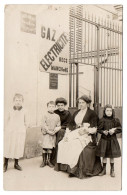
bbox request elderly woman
[51,97,72,165]
[55,95,102,179]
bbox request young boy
[40,101,61,168]
[4,93,28,172]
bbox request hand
[54,126,61,133]
[47,130,55,135]
[64,137,68,142]
[88,127,97,134]
[44,125,49,131]
[42,129,47,135]
[103,130,108,136]
[109,128,116,135]
[78,128,86,136]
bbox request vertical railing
[69,5,122,112]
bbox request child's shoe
[68,173,75,177]
[99,163,106,176]
[110,169,115,177]
[14,164,22,171]
[47,153,54,168]
[3,158,8,172]
[14,159,22,171]
[110,163,115,177]
[40,153,47,168]
[3,163,8,172]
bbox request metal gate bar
[69,5,122,113]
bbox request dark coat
[96,116,122,158]
[54,109,72,130]
[51,109,72,165]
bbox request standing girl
[96,104,122,177]
[4,93,28,172]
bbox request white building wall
[4,5,69,127]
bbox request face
[78,99,87,110]
[14,97,23,107]
[105,108,112,117]
[56,103,65,112]
[47,104,55,113]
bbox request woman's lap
[55,142,102,179]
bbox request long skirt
[54,142,102,179]
[96,137,121,158]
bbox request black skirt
[54,142,102,179]
[96,136,121,158]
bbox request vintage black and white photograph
[2,2,123,191]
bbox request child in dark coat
[96,104,122,177]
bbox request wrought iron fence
[69,5,122,113]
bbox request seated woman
[51,97,72,165]
[55,95,102,179]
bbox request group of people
[4,93,122,179]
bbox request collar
[79,107,87,113]
[13,106,23,111]
[48,111,54,114]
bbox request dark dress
[96,116,122,158]
[51,109,72,165]
[54,108,102,179]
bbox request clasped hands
[103,128,116,136]
[42,126,59,135]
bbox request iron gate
[69,5,122,117]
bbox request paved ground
[3,139,122,191]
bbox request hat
[55,97,67,105]
[78,95,92,104]
[104,104,113,110]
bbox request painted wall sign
[49,73,58,89]
[40,32,68,71]
[21,12,36,34]
[39,24,69,74]
[41,26,56,41]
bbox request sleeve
[114,118,122,134]
[53,116,61,134]
[24,109,30,128]
[89,112,98,128]
[61,111,72,130]
[88,127,97,134]
[56,115,61,127]
[68,111,77,131]
[97,118,105,134]
[41,114,48,130]
[4,111,10,131]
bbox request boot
[47,153,54,168]
[68,173,75,177]
[3,158,9,172]
[40,153,47,167]
[99,163,106,176]
[110,163,115,177]
[14,159,22,171]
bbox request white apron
[4,108,27,159]
[57,127,92,168]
